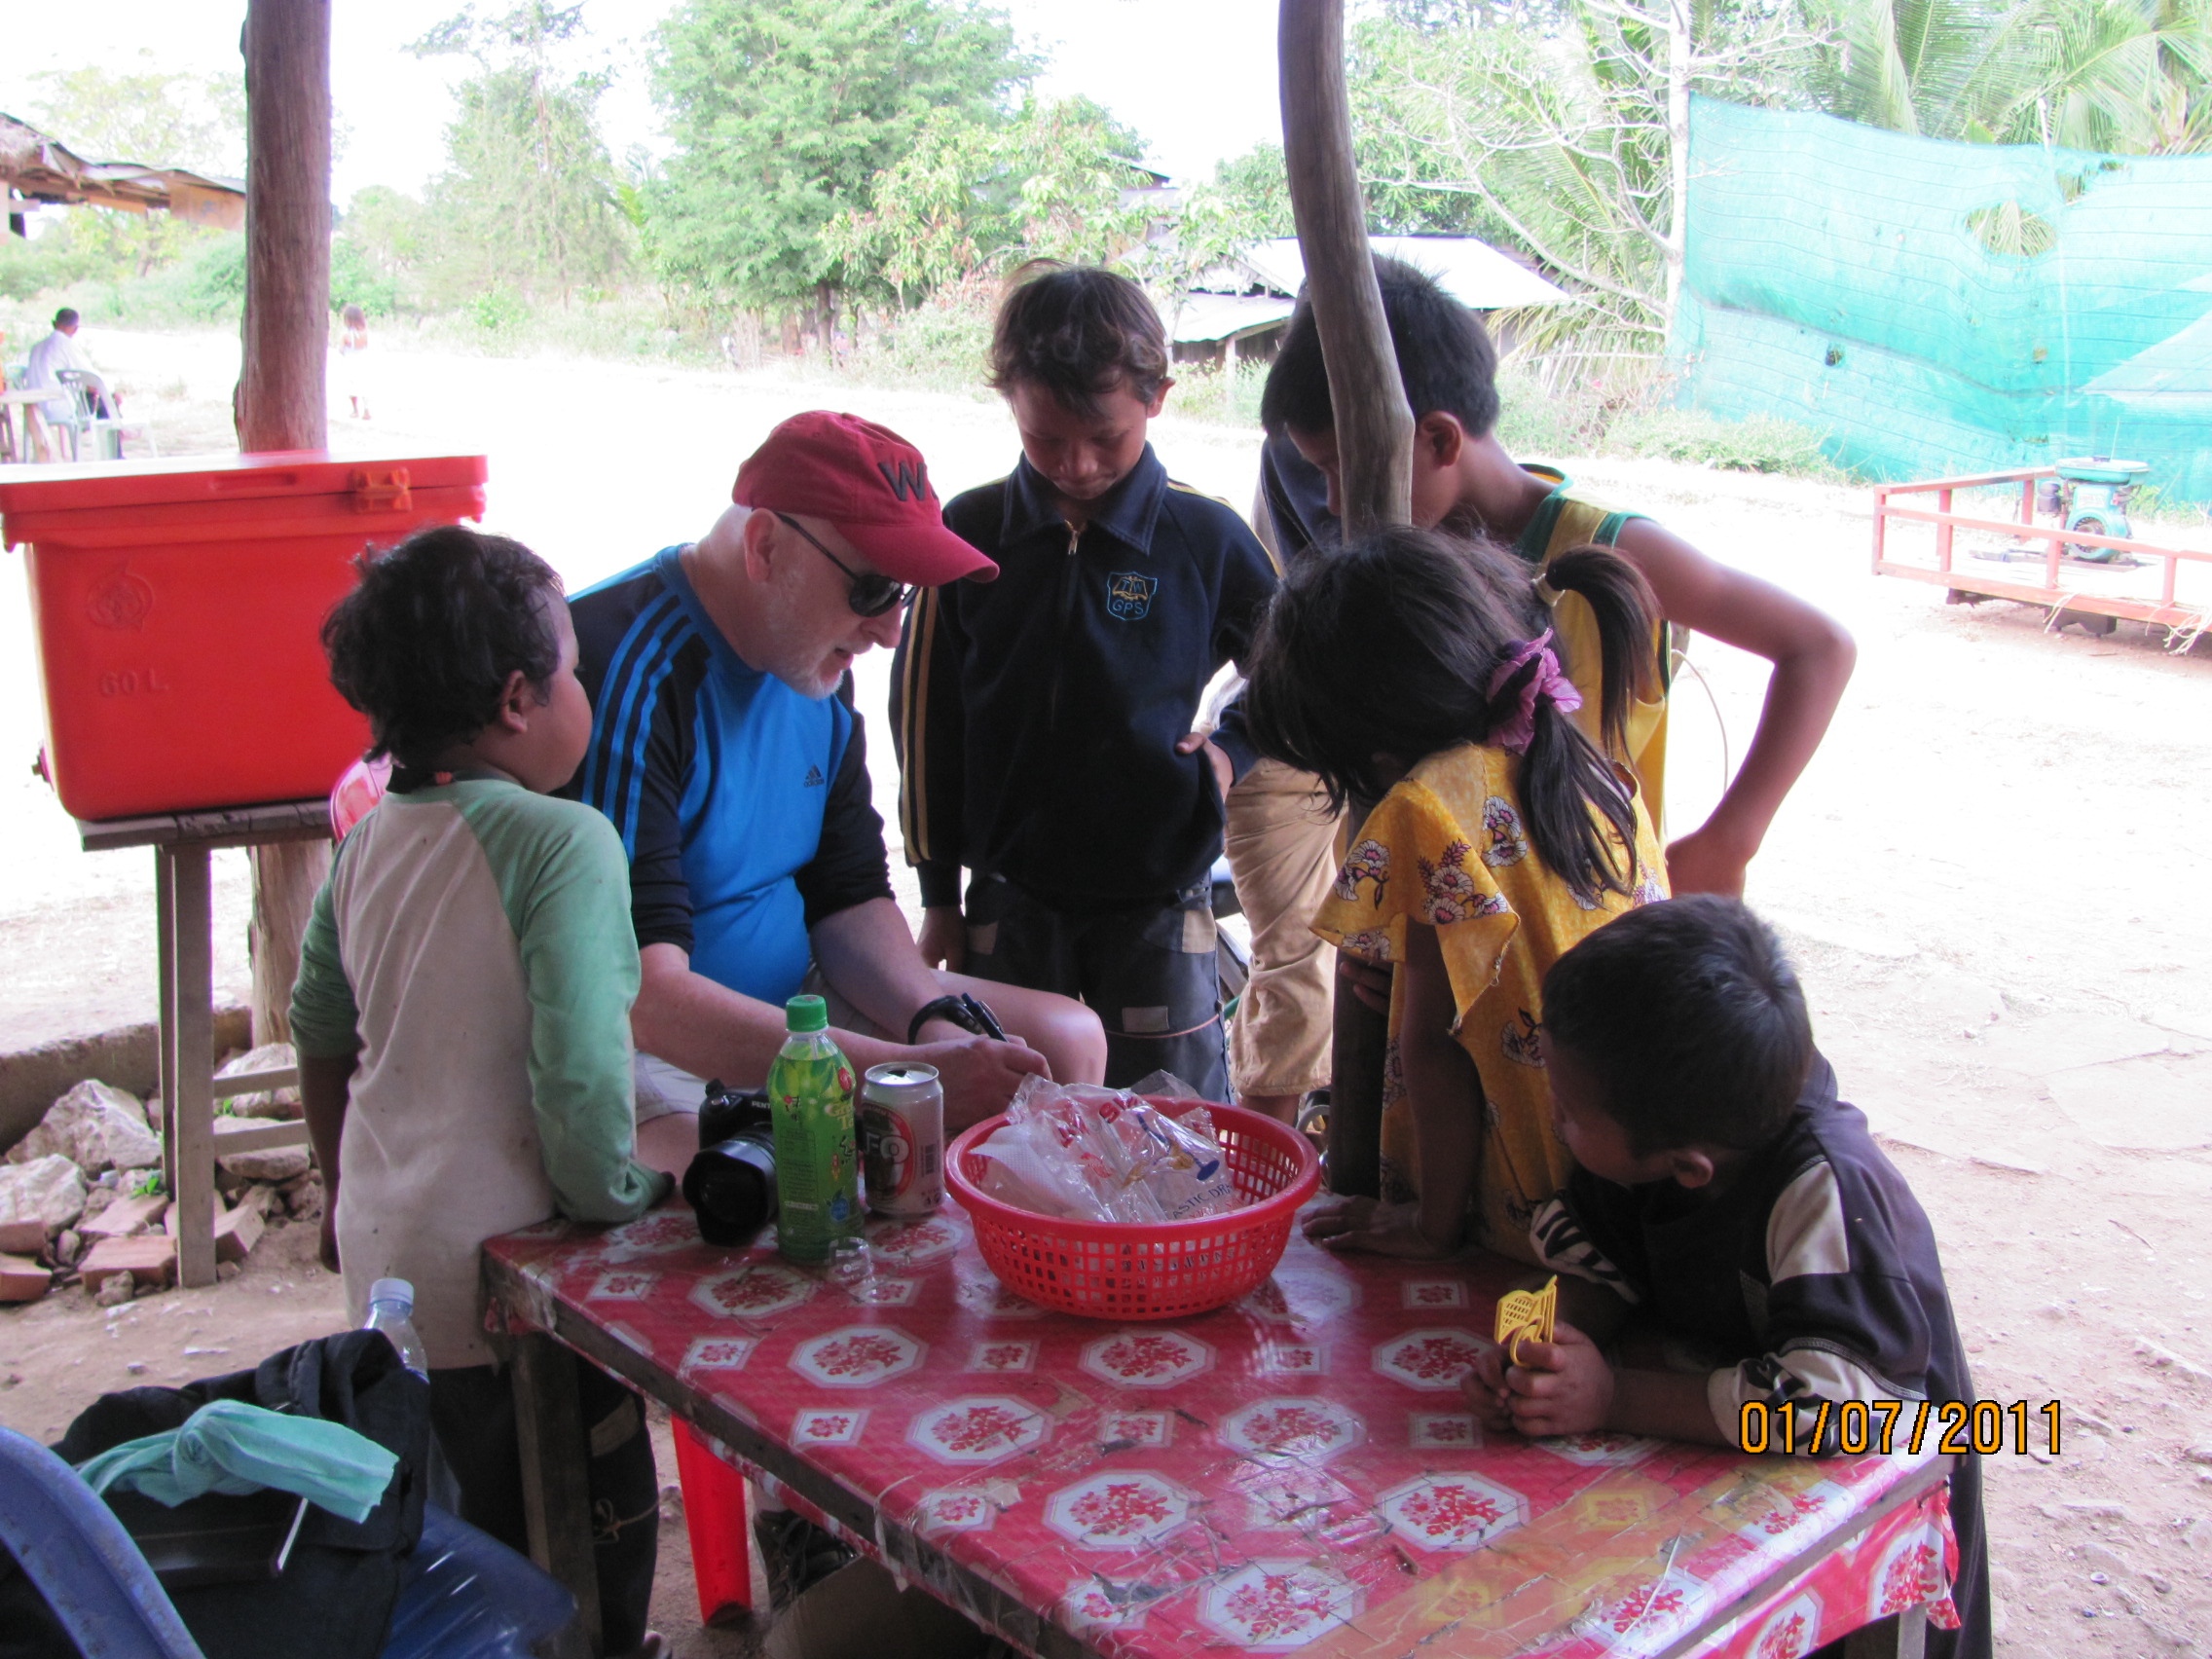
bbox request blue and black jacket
[892,445,1280,911]
[564,547,893,1008]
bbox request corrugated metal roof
[1209,236,1569,311]
[1168,290,1298,345]
[0,112,244,230]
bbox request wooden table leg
[156,851,179,1210]
[168,846,217,1290]
[513,1332,604,1658]
[1842,1604,1928,1658]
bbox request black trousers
[427,1356,658,1653]
[964,874,1231,1101]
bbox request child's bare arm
[1558,1273,1631,1345]
[1310,922,1479,1259]
[300,1049,358,1273]
[1612,519,1855,896]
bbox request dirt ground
[3,327,2211,1656]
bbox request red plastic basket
[946,1098,1320,1321]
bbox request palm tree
[1812,0,2212,152]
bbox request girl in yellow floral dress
[1242,526,1668,1264]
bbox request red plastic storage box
[0,451,489,822]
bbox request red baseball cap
[732,412,997,586]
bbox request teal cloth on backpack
[74,1397,397,1522]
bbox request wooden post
[1279,0,1415,1197]
[239,0,335,1046]
[1278,0,1414,535]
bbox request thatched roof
[0,111,243,231]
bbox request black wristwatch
[907,992,1008,1046]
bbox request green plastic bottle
[766,994,861,1263]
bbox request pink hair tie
[1485,629,1581,755]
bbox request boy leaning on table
[1467,897,1989,1659]
[292,524,672,1659]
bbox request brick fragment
[214,1202,265,1264]
[0,1252,49,1303]
[82,1193,169,1240]
[79,1235,177,1293]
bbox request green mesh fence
[1674,94,2212,501]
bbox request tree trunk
[1664,0,1692,325]
[239,0,335,1047]
[1279,0,1416,1198]
[1279,0,1414,536]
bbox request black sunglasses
[775,512,910,618]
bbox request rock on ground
[7,1081,160,1174]
[216,1043,302,1120]
[211,1117,312,1184]
[0,1156,88,1235]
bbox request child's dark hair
[1259,255,1499,439]
[1541,896,1815,1155]
[1244,526,1658,904]
[321,525,564,774]
[989,261,1170,419]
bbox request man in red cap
[565,412,1106,1171]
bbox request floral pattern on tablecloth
[486,1204,1960,1659]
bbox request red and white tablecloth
[484,1202,1956,1658]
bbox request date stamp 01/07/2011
[1737,1399,2062,1457]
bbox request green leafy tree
[410,2,633,306]
[1348,6,1814,358]
[645,0,1034,322]
[825,95,1154,300]
[334,186,437,313]
[1174,145,1297,272]
[21,54,244,278]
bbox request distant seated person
[1468,896,1988,1659]
[24,307,114,425]
[565,411,1108,1171]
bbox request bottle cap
[785,994,829,1033]
[368,1277,414,1310]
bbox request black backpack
[0,1329,429,1659]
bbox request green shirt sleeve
[288,865,361,1059]
[467,790,672,1223]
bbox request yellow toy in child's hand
[1493,1275,1559,1366]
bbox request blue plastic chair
[0,1425,579,1659]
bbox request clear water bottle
[364,1276,429,1378]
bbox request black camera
[682,1079,778,1246]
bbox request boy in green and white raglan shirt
[292,525,671,1658]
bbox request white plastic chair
[55,368,157,461]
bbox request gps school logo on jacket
[1106,571,1158,621]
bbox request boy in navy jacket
[892,265,1279,1097]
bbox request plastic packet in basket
[973,1078,1242,1224]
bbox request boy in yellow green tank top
[1257,255,1855,896]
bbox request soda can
[860,1062,945,1218]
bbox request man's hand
[319,1206,341,1275]
[1662,821,1751,898]
[1175,731,1235,800]
[1495,1322,1616,1438]
[917,905,966,972]
[920,1033,1051,1128]
[1301,1195,1459,1259]
[1338,954,1393,1015]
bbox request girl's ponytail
[1539,545,1664,762]
[1491,629,1641,906]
